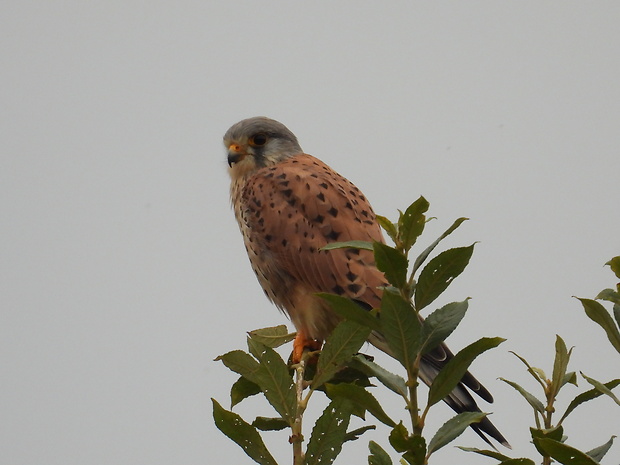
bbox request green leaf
[562,371,578,387]
[550,335,572,399]
[403,436,426,465]
[509,351,547,386]
[248,325,295,348]
[215,350,261,384]
[586,436,616,462]
[377,215,398,244]
[397,196,429,251]
[323,364,372,387]
[380,291,421,369]
[462,446,535,465]
[343,425,376,443]
[427,411,487,455]
[305,398,353,465]
[534,438,599,465]
[320,240,374,251]
[428,337,505,407]
[252,416,289,431]
[532,367,547,382]
[234,338,295,423]
[388,422,410,452]
[581,372,620,406]
[374,242,409,289]
[312,319,371,389]
[329,387,367,421]
[414,244,475,311]
[254,345,297,425]
[531,427,565,456]
[247,336,268,360]
[401,435,427,465]
[498,459,537,465]
[559,379,620,423]
[326,383,396,427]
[605,256,620,279]
[317,293,381,331]
[499,378,545,414]
[457,446,511,461]
[369,441,393,465]
[411,217,468,275]
[349,355,408,398]
[577,297,620,354]
[231,376,261,407]
[596,288,620,305]
[212,399,278,465]
[420,300,469,354]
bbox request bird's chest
[230,179,288,302]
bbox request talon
[292,330,322,364]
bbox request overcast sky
[2,2,619,464]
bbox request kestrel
[225,116,508,447]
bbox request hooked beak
[227,143,247,167]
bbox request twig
[292,357,307,465]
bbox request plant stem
[541,406,554,465]
[544,381,555,430]
[541,383,555,465]
[292,358,307,465]
[408,358,422,436]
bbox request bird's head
[224,117,303,179]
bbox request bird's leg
[292,329,322,364]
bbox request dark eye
[251,133,268,146]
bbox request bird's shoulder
[242,153,382,243]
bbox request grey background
[2,2,619,464]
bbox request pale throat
[227,156,258,184]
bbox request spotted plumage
[224,116,508,448]
[230,152,385,340]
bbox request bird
[224,116,509,448]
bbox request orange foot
[292,329,322,364]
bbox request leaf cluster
[577,256,620,354]
[213,322,379,465]
[465,332,619,465]
[461,257,620,465]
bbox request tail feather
[368,330,510,448]
[422,343,494,403]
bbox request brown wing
[242,153,387,312]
